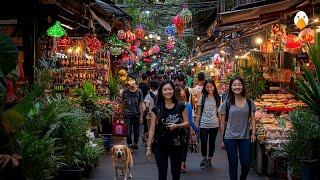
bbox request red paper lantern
[143,58,151,63]
[299,28,315,44]
[172,15,184,26]
[135,27,145,40]
[125,31,136,42]
[286,34,301,49]
[142,51,149,57]
[85,34,101,53]
[121,52,129,61]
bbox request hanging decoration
[142,51,149,57]
[57,36,71,47]
[129,54,139,63]
[135,26,145,40]
[85,34,101,53]
[294,11,309,30]
[47,21,67,38]
[137,48,143,58]
[299,28,315,44]
[285,34,301,52]
[179,7,192,23]
[117,30,126,40]
[118,69,128,81]
[121,52,130,61]
[143,58,152,63]
[130,45,138,53]
[165,25,176,35]
[110,47,123,56]
[151,45,160,53]
[125,30,136,42]
[261,40,273,54]
[108,34,124,47]
[166,41,174,50]
[172,15,185,36]
[271,24,287,49]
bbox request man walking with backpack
[144,80,160,137]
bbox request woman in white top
[195,78,221,169]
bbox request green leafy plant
[294,33,320,117]
[284,109,320,175]
[108,74,120,100]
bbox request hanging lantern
[47,21,67,38]
[151,45,160,53]
[85,34,101,53]
[294,11,309,30]
[130,45,138,53]
[125,30,136,42]
[261,40,273,54]
[166,41,174,50]
[57,36,71,47]
[121,52,130,61]
[179,8,192,23]
[172,15,184,26]
[108,34,124,47]
[176,24,185,36]
[165,25,176,35]
[130,54,139,63]
[110,47,123,56]
[142,51,149,57]
[286,34,301,49]
[143,58,152,63]
[117,30,126,39]
[137,48,143,58]
[135,27,145,40]
[299,28,315,44]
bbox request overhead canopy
[91,0,131,19]
[218,0,304,27]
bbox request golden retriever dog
[111,145,133,180]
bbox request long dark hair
[157,79,179,107]
[202,79,221,107]
[228,77,246,105]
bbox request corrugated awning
[91,0,131,19]
[218,0,304,27]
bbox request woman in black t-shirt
[146,80,189,180]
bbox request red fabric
[112,120,128,137]
[5,79,18,103]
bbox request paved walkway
[90,132,266,180]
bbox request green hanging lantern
[179,8,192,24]
[108,34,124,47]
[47,21,67,38]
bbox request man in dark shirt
[139,73,150,98]
[122,79,144,151]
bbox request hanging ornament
[85,34,101,53]
[143,58,152,63]
[135,27,145,40]
[134,40,141,47]
[261,40,273,54]
[172,15,184,26]
[142,51,149,57]
[125,30,136,42]
[137,48,143,58]
[176,23,185,36]
[110,47,123,56]
[129,54,139,63]
[130,45,138,53]
[47,21,67,38]
[151,45,160,53]
[166,41,174,50]
[294,11,309,30]
[108,34,124,47]
[179,8,192,23]
[57,36,71,47]
[299,28,315,44]
[286,34,301,49]
[121,52,130,61]
[117,30,126,39]
[165,25,176,35]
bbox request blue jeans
[125,116,140,145]
[224,139,251,180]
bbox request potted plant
[108,74,120,100]
[284,109,320,178]
[293,32,320,179]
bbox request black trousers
[200,127,219,158]
[152,143,182,180]
[125,116,140,145]
[181,130,190,162]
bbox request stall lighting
[149,34,154,38]
[314,18,319,23]
[143,47,147,50]
[144,36,149,40]
[61,23,73,30]
[209,64,213,69]
[67,48,73,54]
[75,47,81,53]
[220,50,226,54]
[156,36,161,40]
[197,37,200,40]
[235,55,239,58]
[255,37,263,45]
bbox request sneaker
[200,159,207,169]
[206,160,212,167]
